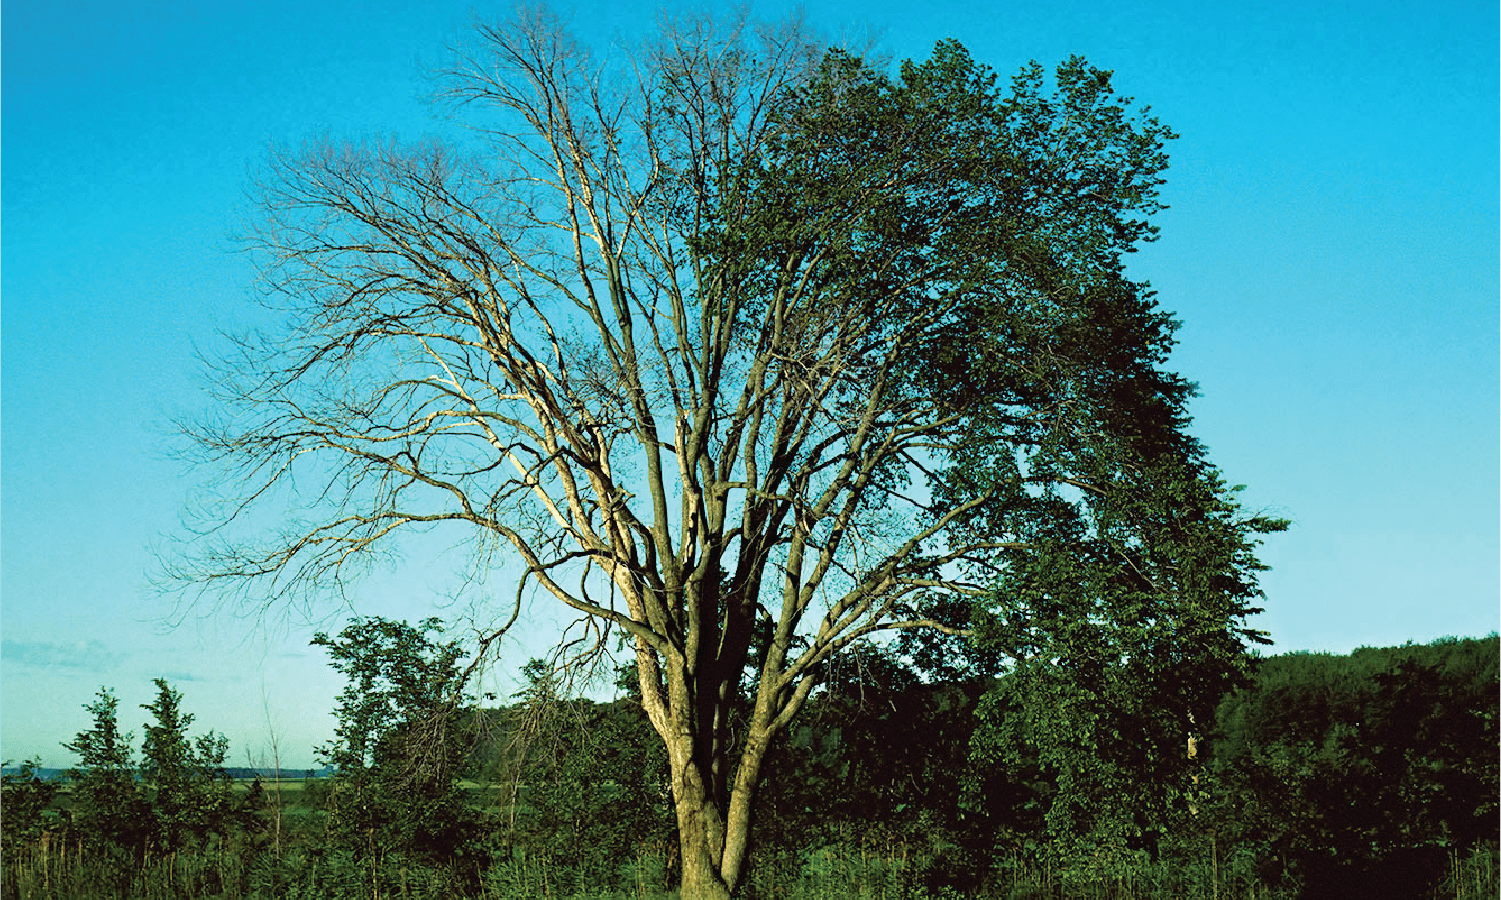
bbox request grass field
[4,824,1495,900]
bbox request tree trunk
[719,726,771,891]
[670,749,735,900]
[662,688,784,899]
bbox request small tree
[1,759,62,853]
[139,678,236,852]
[312,617,487,876]
[64,688,149,852]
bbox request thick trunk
[671,750,735,900]
[667,709,780,898]
[679,832,733,900]
[638,578,786,899]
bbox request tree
[138,678,236,852]
[311,617,487,879]
[1,759,61,854]
[63,688,150,853]
[174,10,1278,897]
[486,660,675,881]
[957,472,1284,871]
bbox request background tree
[475,658,675,886]
[1,759,62,856]
[138,678,237,853]
[1203,635,1499,897]
[63,688,150,854]
[174,10,1277,897]
[311,617,488,883]
[750,646,999,893]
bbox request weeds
[5,836,1492,899]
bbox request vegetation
[1,760,60,858]
[310,617,489,888]
[1203,637,1499,897]
[138,679,241,855]
[58,688,149,857]
[4,632,1495,899]
[0,3,1482,900]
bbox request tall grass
[5,834,1492,899]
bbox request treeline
[1205,637,1499,895]
[4,630,1496,899]
[466,634,1497,898]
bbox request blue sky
[4,0,1497,769]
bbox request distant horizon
[1,764,333,780]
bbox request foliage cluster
[310,617,490,886]
[736,634,1499,898]
[471,661,675,869]
[50,681,248,860]
[0,681,260,897]
[1202,635,1500,897]
[1,759,61,856]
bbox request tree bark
[668,744,735,900]
[718,725,772,892]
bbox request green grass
[11,840,1494,900]
[5,793,1493,900]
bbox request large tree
[174,10,1278,897]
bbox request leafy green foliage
[56,681,253,861]
[311,617,490,877]
[460,659,675,887]
[965,478,1284,867]
[138,677,239,852]
[62,688,151,853]
[798,47,1296,870]
[755,663,997,892]
[8,634,1495,898]
[1204,635,1499,897]
[671,39,1290,894]
[1,759,61,853]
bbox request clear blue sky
[5,0,1497,769]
